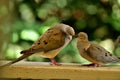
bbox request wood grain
[0,61,120,80]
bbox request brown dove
[77,32,120,67]
[1,23,75,66]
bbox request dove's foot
[82,63,100,67]
[50,58,61,66]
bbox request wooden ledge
[0,61,120,80]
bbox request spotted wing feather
[22,27,66,54]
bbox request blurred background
[0,0,120,64]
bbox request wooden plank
[0,61,120,80]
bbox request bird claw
[50,58,61,66]
[50,62,61,66]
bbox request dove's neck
[62,35,72,48]
[77,39,90,49]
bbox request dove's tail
[0,52,33,68]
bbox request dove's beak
[73,34,78,38]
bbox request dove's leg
[50,58,61,66]
[82,63,100,67]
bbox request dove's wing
[25,27,66,54]
[86,43,120,63]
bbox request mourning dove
[77,32,120,67]
[1,23,75,66]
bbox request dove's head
[65,26,75,36]
[78,32,88,41]
[55,23,75,36]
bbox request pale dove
[77,32,120,67]
[1,23,75,66]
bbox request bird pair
[1,23,120,67]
